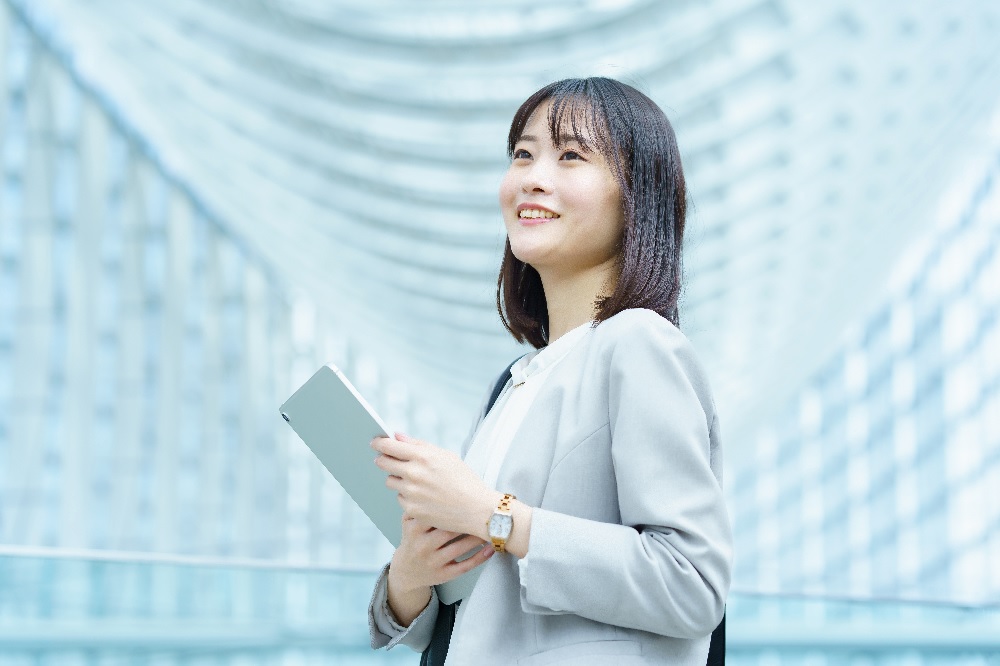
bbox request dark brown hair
[497,77,687,348]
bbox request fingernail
[483,547,495,557]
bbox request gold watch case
[487,493,516,552]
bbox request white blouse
[464,319,594,489]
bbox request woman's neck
[539,260,619,344]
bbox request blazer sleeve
[515,314,733,639]
[368,563,440,651]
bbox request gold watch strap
[498,493,515,512]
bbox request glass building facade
[730,159,1000,607]
[1,0,999,662]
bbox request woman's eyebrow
[517,133,592,148]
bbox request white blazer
[369,308,733,665]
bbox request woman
[368,77,732,665]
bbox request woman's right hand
[386,516,495,626]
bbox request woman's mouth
[518,208,560,219]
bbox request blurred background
[1,0,999,663]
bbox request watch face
[489,513,513,538]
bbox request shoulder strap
[485,356,521,415]
[419,601,456,666]
[707,611,726,664]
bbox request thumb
[395,431,416,443]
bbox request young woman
[368,77,732,665]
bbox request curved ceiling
[21,0,1000,446]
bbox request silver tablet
[279,364,481,604]
[280,364,402,546]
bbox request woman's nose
[520,162,552,194]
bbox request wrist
[504,499,532,558]
[386,561,423,597]
[475,489,505,541]
[386,567,432,626]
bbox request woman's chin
[509,246,550,269]
[508,235,557,262]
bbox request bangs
[506,81,620,171]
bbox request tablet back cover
[279,364,402,547]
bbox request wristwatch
[487,493,516,553]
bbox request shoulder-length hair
[497,77,687,348]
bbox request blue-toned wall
[1,0,999,662]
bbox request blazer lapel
[492,380,569,507]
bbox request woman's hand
[372,433,498,537]
[386,516,494,626]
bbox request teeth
[518,209,559,219]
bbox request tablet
[279,364,482,604]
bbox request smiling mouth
[518,209,560,219]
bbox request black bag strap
[418,600,456,666]
[422,357,725,665]
[485,356,520,417]
[420,357,520,666]
[708,612,725,665]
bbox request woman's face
[499,101,625,281]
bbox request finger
[428,528,463,545]
[397,434,441,455]
[374,454,408,477]
[439,534,488,561]
[426,530,465,551]
[444,543,495,575]
[385,475,403,492]
[395,432,424,445]
[371,436,419,461]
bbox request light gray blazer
[369,308,733,665]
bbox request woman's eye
[513,149,531,159]
[560,150,583,161]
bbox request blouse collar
[509,320,593,386]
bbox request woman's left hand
[372,433,496,538]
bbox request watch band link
[498,493,515,512]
